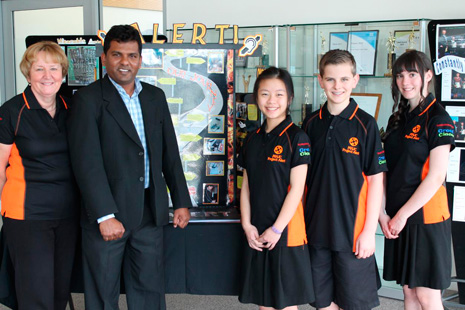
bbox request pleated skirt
[383,219,451,289]
[239,243,315,309]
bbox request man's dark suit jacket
[67,75,191,229]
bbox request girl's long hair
[383,50,434,141]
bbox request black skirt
[383,219,451,289]
[239,243,315,309]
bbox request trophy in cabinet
[301,85,311,123]
[261,39,269,67]
[406,27,416,52]
[385,32,396,77]
[242,75,251,93]
[317,32,326,69]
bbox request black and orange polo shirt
[0,86,79,220]
[302,99,387,252]
[384,94,455,225]
[240,115,310,247]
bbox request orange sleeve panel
[353,173,368,252]
[1,143,26,220]
[421,157,450,224]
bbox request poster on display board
[428,22,465,102]
[447,147,465,184]
[135,45,238,221]
[453,186,465,222]
[446,105,465,141]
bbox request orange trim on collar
[22,93,31,109]
[279,123,293,136]
[23,92,68,110]
[349,105,359,120]
[319,107,323,119]
[418,98,436,116]
[59,95,68,109]
[256,128,261,133]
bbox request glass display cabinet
[166,19,431,299]
[282,19,429,130]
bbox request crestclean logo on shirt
[437,123,455,138]
[378,151,386,165]
[299,148,310,157]
[342,137,360,155]
[268,145,286,163]
[298,142,310,157]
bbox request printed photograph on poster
[394,30,421,55]
[207,52,225,74]
[439,66,465,102]
[329,32,349,51]
[236,102,247,120]
[447,147,465,183]
[67,46,99,86]
[137,75,157,86]
[436,24,465,59]
[208,115,225,134]
[206,161,224,176]
[348,30,378,75]
[453,186,465,222]
[203,138,225,155]
[446,105,465,141]
[203,183,219,204]
[141,49,163,69]
[451,71,465,100]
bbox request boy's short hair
[319,50,357,76]
[104,25,142,55]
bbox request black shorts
[309,246,380,310]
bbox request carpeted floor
[1,292,464,309]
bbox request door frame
[0,0,101,102]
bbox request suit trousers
[82,192,165,310]
[2,217,79,310]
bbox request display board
[136,45,236,218]
[428,19,465,305]
[26,35,251,222]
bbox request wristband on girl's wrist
[271,225,282,234]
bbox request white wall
[103,7,163,34]
[166,0,464,28]
[13,7,84,94]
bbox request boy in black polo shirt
[302,50,387,310]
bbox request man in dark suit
[438,29,448,58]
[67,25,191,310]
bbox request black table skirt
[0,222,245,309]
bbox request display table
[164,222,244,295]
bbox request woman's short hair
[19,41,69,78]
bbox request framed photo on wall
[329,32,349,50]
[394,30,421,55]
[348,30,379,76]
[351,93,382,120]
